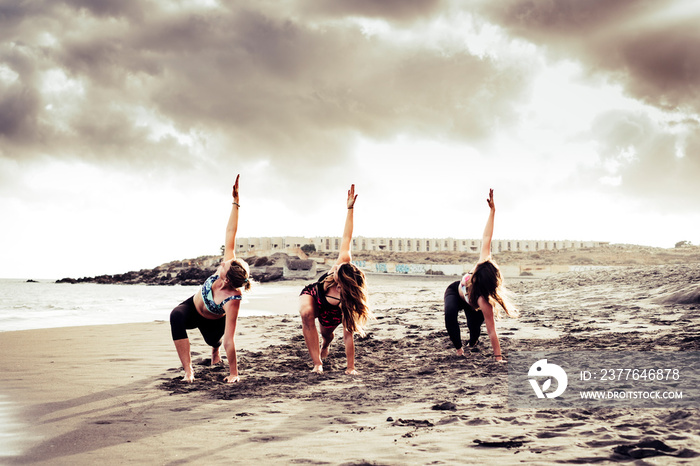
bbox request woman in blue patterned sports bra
[299,184,372,375]
[443,189,518,363]
[169,175,251,383]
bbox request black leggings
[444,281,484,350]
[170,296,225,348]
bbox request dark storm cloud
[0,81,39,141]
[0,0,531,176]
[61,0,145,19]
[0,40,43,149]
[298,0,446,22]
[476,0,700,113]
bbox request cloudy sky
[1,0,698,279]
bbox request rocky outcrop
[283,259,317,280]
[55,253,315,285]
[56,265,218,286]
[246,252,312,282]
[55,255,222,286]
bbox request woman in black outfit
[444,189,518,362]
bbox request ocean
[0,278,303,458]
[0,278,301,333]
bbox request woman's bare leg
[320,326,336,359]
[174,338,194,382]
[299,295,323,372]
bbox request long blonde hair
[467,260,518,319]
[323,263,372,335]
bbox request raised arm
[336,184,357,264]
[223,175,240,262]
[479,189,495,262]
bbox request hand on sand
[224,375,240,383]
[312,364,324,374]
[345,369,358,375]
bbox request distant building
[236,236,604,255]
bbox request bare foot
[183,366,195,383]
[212,348,221,365]
[311,364,323,374]
[456,348,465,357]
[345,368,358,375]
[224,375,240,383]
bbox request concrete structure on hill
[235,236,605,255]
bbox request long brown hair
[225,259,252,291]
[324,263,372,335]
[467,260,518,319]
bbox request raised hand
[232,174,240,203]
[347,184,357,209]
[486,188,494,210]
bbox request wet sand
[1,266,699,464]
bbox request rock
[56,277,78,284]
[251,267,284,282]
[432,402,457,411]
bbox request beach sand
[1,266,699,464]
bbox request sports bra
[201,274,242,316]
[460,273,472,305]
[316,273,342,312]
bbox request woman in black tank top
[443,190,518,363]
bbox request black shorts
[169,296,226,348]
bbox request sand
[1,266,699,465]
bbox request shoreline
[1,265,699,464]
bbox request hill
[348,244,700,267]
[56,244,700,285]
